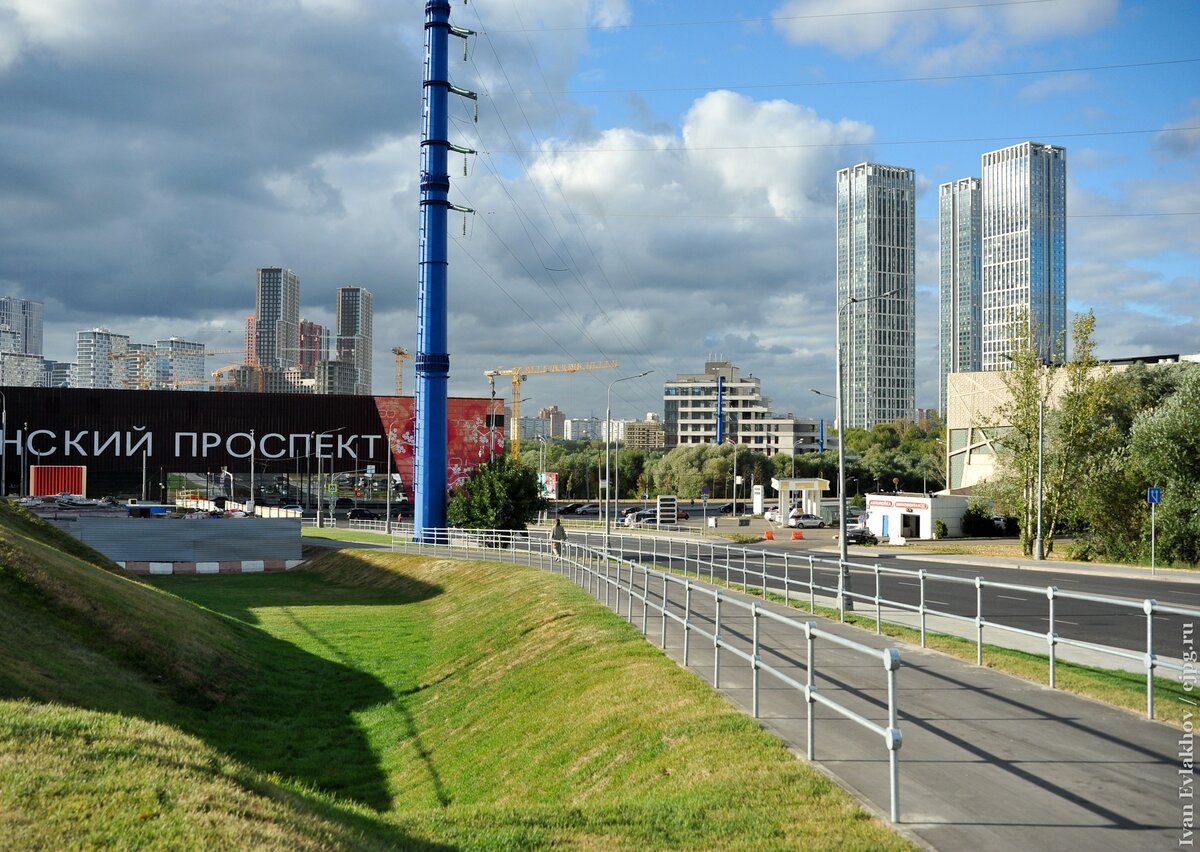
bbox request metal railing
[548,531,1195,720]
[382,525,906,822]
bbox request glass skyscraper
[255,268,301,370]
[938,177,982,413]
[336,286,374,395]
[980,142,1067,369]
[836,163,916,429]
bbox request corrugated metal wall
[76,517,301,562]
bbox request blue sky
[0,0,1196,424]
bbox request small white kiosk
[770,477,830,522]
[864,492,970,542]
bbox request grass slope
[0,505,909,849]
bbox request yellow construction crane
[484,360,618,459]
[107,350,152,389]
[392,346,414,396]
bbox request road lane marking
[927,598,951,606]
[997,594,1026,601]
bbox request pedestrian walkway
[562,555,1187,851]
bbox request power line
[541,58,1199,97]
[507,125,1199,155]
[489,0,1062,33]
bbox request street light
[0,390,7,498]
[605,370,652,542]
[813,286,898,612]
[314,427,346,529]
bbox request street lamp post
[314,427,346,529]
[0,390,7,498]
[605,371,652,542]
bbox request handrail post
[883,648,903,824]
[684,580,692,665]
[660,574,668,649]
[752,602,761,718]
[918,569,927,647]
[713,593,722,687]
[805,621,815,759]
[874,564,881,634]
[783,553,790,607]
[1047,586,1058,689]
[975,576,984,666]
[1145,598,1157,719]
[761,550,767,599]
[641,563,649,635]
[838,555,846,622]
[809,556,815,613]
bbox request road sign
[326,484,337,494]
[701,485,709,497]
[1147,487,1162,504]
[366,464,376,475]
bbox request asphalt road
[598,532,1199,660]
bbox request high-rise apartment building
[255,268,300,370]
[938,177,982,414]
[980,142,1067,369]
[298,320,329,374]
[0,297,43,356]
[156,338,206,390]
[76,329,129,389]
[537,405,565,439]
[335,286,373,395]
[244,315,257,365]
[836,163,916,429]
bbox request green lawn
[0,502,910,849]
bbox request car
[715,502,735,514]
[625,508,656,527]
[557,503,582,515]
[787,513,827,529]
[347,508,381,520]
[573,503,601,516]
[281,504,303,511]
[842,527,878,546]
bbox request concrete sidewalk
[566,558,1188,851]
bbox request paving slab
[562,558,1190,851]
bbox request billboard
[0,387,505,498]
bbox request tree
[447,453,546,530]
[1129,367,1200,565]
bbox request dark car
[843,527,878,546]
[557,503,582,515]
[716,502,735,514]
[348,508,381,520]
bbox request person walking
[551,517,567,559]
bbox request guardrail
[552,532,1195,720]
[381,525,906,822]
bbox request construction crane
[106,351,152,390]
[392,347,413,396]
[484,360,618,459]
[212,363,266,393]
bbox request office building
[156,338,206,390]
[255,268,300,370]
[0,297,43,356]
[980,142,1067,369]
[335,286,373,395]
[836,163,916,429]
[938,177,983,414]
[662,360,821,456]
[76,328,130,389]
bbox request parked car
[787,513,826,529]
[347,508,381,520]
[842,527,878,545]
[625,508,656,527]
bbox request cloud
[1153,98,1200,160]
[770,0,1119,72]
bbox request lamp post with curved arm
[605,371,652,543]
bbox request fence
[544,531,1195,720]
[385,526,906,822]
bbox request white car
[786,513,827,529]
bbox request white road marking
[997,594,1026,601]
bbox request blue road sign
[1147,487,1162,505]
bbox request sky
[0,0,1196,426]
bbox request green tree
[447,453,547,530]
[1129,367,1200,565]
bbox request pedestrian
[551,517,567,558]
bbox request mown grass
[0,504,911,849]
[688,567,1193,727]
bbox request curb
[119,559,305,575]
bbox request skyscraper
[938,177,982,413]
[980,142,1067,369]
[76,328,129,389]
[335,286,373,395]
[255,268,300,369]
[0,297,43,356]
[836,163,916,429]
[298,319,329,374]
